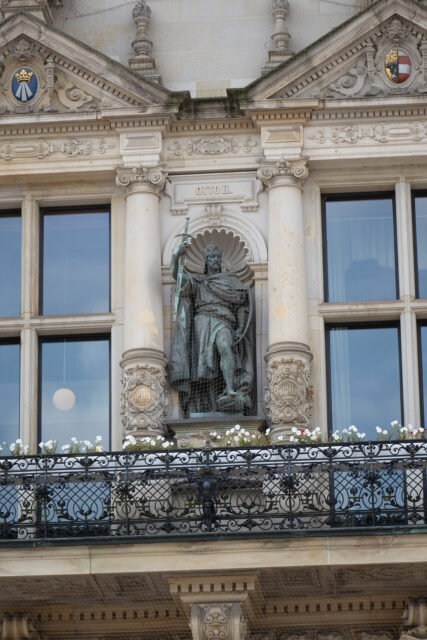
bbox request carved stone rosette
[257,157,309,189]
[400,598,427,640]
[190,603,247,640]
[120,351,168,437]
[116,165,167,195]
[265,343,313,442]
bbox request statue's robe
[170,271,254,414]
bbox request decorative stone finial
[128,0,162,84]
[0,0,62,24]
[262,0,294,75]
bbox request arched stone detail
[163,209,267,283]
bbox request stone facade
[0,1,427,640]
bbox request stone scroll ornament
[169,220,255,417]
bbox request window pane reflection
[324,197,397,302]
[0,215,20,317]
[0,343,20,447]
[419,325,427,427]
[40,338,110,448]
[328,325,402,439]
[42,211,109,315]
[414,196,427,298]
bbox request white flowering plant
[289,426,323,445]
[0,438,29,456]
[375,421,425,441]
[122,434,175,451]
[39,436,103,455]
[219,425,270,447]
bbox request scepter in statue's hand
[173,215,192,323]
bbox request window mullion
[395,180,415,300]
[21,196,39,319]
[20,326,38,453]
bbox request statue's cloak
[170,272,254,414]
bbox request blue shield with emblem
[12,68,38,103]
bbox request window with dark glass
[323,195,397,303]
[418,323,427,428]
[413,193,427,299]
[0,213,21,317]
[41,208,110,315]
[326,324,402,439]
[0,341,20,447]
[39,336,110,447]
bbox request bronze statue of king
[169,241,254,416]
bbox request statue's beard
[206,260,221,274]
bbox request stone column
[116,165,168,438]
[258,157,313,442]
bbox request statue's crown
[15,69,33,83]
[386,50,398,65]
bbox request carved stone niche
[184,227,254,286]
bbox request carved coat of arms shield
[384,49,411,84]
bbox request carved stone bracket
[116,165,167,195]
[120,350,168,437]
[190,603,247,640]
[265,343,313,441]
[1,614,40,640]
[257,157,309,189]
[128,0,161,84]
[262,0,294,75]
[400,598,427,640]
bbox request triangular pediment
[0,11,176,115]
[246,0,427,102]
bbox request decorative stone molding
[0,137,116,162]
[168,135,258,157]
[116,165,167,195]
[257,158,309,189]
[128,0,161,84]
[1,614,40,640]
[262,0,294,75]
[120,349,168,437]
[265,343,313,441]
[400,598,427,640]
[0,0,62,23]
[190,603,247,640]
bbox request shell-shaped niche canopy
[185,229,254,285]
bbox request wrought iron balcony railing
[0,441,426,543]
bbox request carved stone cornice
[257,157,308,189]
[116,165,168,196]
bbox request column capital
[400,598,427,640]
[116,164,167,196]
[257,157,308,189]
